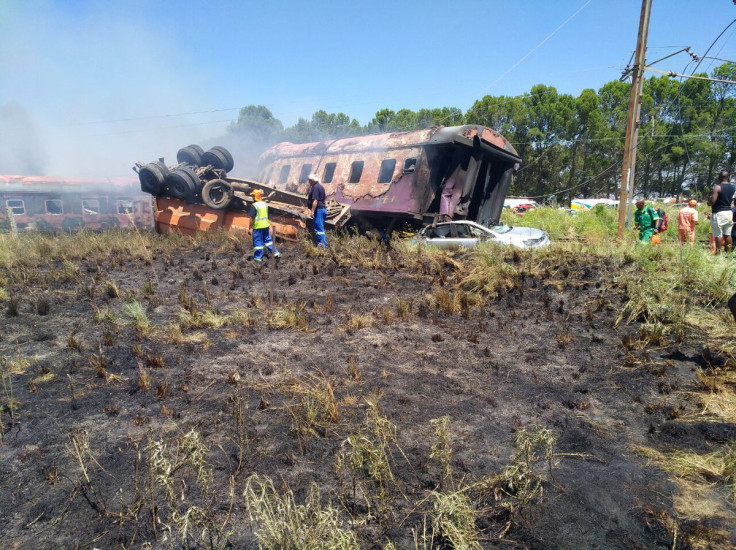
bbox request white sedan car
[414,220,550,249]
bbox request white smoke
[0,3,233,178]
[0,102,49,174]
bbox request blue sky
[1,0,735,177]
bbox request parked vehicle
[413,220,550,249]
[570,198,618,211]
[504,198,538,214]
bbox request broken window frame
[278,165,291,184]
[348,161,364,184]
[6,199,25,215]
[45,199,63,215]
[428,225,452,239]
[117,200,134,215]
[378,159,397,184]
[298,164,313,184]
[263,167,274,184]
[82,199,100,215]
[403,157,417,173]
[323,162,337,184]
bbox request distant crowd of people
[634,169,736,254]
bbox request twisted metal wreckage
[133,125,522,240]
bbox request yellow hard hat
[250,189,263,198]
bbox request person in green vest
[633,199,659,243]
[249,189,280,262]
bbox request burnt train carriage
[256,125,521,230]
[0,175,154,232]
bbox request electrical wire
[49,107,241,127]
[482,0,594,93]
[86,118,234,137]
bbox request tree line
[229,63,736,201]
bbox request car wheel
[201,146,234,172]
[177,145,203,166]
[201,179,234,210]
[138,162,169,195]
[165,167,199,202]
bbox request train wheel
[201,179,234,210]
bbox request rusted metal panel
[154,197,304,241]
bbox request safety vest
[253,200,269,229]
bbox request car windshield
[490,225,512,234]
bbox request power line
[693,55,736,65]
[50,107,242,127]
[87,118,233,137]
[644,66,736,84]
[482,0,594,93]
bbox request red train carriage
[0,175,154,232]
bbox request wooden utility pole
[617,0,653,239]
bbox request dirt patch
[0,236,734,549]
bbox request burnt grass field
[1,230,735,549]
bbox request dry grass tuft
[287,373,340,450]
[243,475,359,549]
[430,490,482,550]
[267,303,308,331]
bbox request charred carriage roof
[0,175,142,194]
[258,125,521,164]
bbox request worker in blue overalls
[307,174,328,248]
[249,189,280,261]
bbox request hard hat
[250,189,263,198]
[689,199,697,207]
[307,173,320,183]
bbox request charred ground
[0,230,735,549]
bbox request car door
[425,224,454,248]
[448,223,480,248]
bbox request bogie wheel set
[135,144,235,203]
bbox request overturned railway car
[256,125,521,231]
[0,175,153,232]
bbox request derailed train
[256,124,521,231]
[135,125,521,237]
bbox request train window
[117,200,134,214]
[82,200,100,215]
[45,200,63,215]
[403,158,417,173]
[6,199,24,215]
[263,167,273,183]
[348,161,364,184]
[323,162,336,183]
[299,164,312,183]
[378,159,396,184]
[278,165,291,184]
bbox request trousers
[253,227,278,261]
[314,207,328,248]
